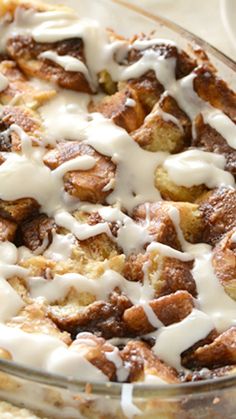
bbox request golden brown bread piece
[0,198,39,223]
[127,40,196,79]
[193,114,236,175]
[49,291,132,339]
[121,340,179,383]
[0,105,43,151]
[89,87,146,133]
[44,142,116,203]
[117,42,196,112]
[19,213,56,251]
[194,66,236,123]
[155,166,208,202]
[7,35,93,93]
[133,201,204,246]
[71,210,120,261]
[212,228,236,300]
[0,60,55,107]
[132,95,191,152]
[119,71,164,112]
[0,216,17,241]
[182,327,236,369]
[198,186,236,246]
[123,291,194,335]
[7,303,71,345]
[123,253,196,297]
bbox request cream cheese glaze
[0,1,235,389]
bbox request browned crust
[89,87,146,133]
[72,333,119,380]
[198,186,236,246]
[0,216,17,241]
[127,41,196,79]
[123,253,196,298]
[18,213,56,251]
[48,291,132,340]
[132,94,191,152]
[7,35,93,93]
[0,60,55,107]
[194,66,236,123]
[121,340,179,383]
[212,228,236,300]
[182,328,236,369]
[0,105,43,151]
[44,142,116,203]
[123,291,194,335]
[0,198,39,223]
[193,114,236,175]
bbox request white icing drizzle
[105,347,129,382]
[39,50,92,84]
[27,270,150,306]
[155,104,184,133]
[39,89,91,144]
[43,233,75,262]
[204,109,236,149]
[232,232,236,243]
[0,278,23,322]
[141,302,163,329]
[163,149,235,188]
[46,346,108,382]
[153,309,214,370]
[125,98,136,107]
[98,207,152,255]
[121,384,141,419]
[85,114,167,212]
[54,210,111,241]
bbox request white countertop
[126,0,236,61]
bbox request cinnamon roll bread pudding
[0,0,235,391]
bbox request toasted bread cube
[49,291,132,340]
[155,166,207,202]
[0,105,43,151]
[0,60,56,108]
[198,186,236,246]
[0,198,39,223]
[0,216,17,241]
[121,340,179,383]
[132,95,191,152]
[193,114,236,175]
[90,87,146,133]
[44,142,116,204]
[194,66,236,123]
[182,327,236,369]
[7,35,93,93]
[118,72,163,112]
[19,213,55,251]
[133,201,204,245]
[212,229,236,300]
[123,291,194,335]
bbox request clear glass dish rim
[0,0,235,398]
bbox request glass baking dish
[0,0,235,417]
